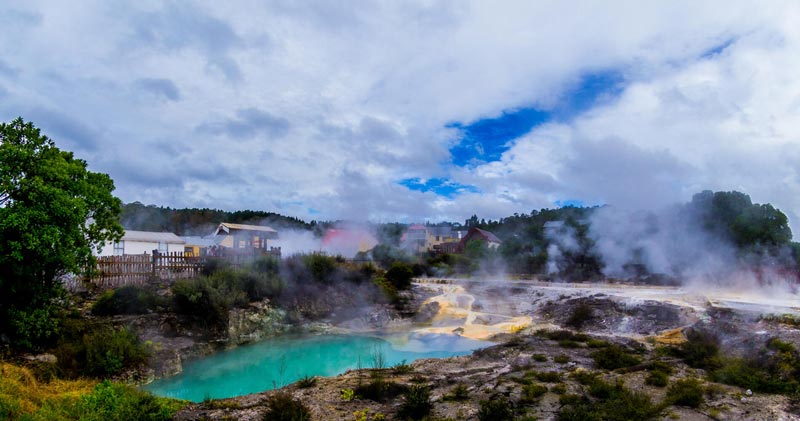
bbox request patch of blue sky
[554,199,585,208]
[448,69,626,168]
[399,177,479,198]
[700,37,736,59]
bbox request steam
[586,205,798,294]
[271,222,378,258]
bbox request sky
[1,1,799,228]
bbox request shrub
[665,378,705,408]
[392,360,412,374]
[521,383,548,402]
[304,254,337,284]
[645,370,669,387]
[263,392,311,421]
[385,262,414,290]
[532,353,548,362]
[586,339,610,348]
[296,375,316,389]
[551,383,567,394]
[709,337,800,395]
[591,345,641,370]
[554,354,570,364]
[340,389,355,402]
[354,378,407,402]
[570,370,599,385]
[678,329,721,370]
[172,276,246,329]
[443,384,469,402]
[559,340,581,349]
[397,385,432,420]
[565,303,594,330]
[91,286,165,316]
[68,380,182,421]
[536,329,590,342]
[559,378,661,421]
[477,395,514,421]
[529,370,561,383]
[84,326,149,377]
[647,360,673,375]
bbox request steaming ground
[410,277,800,343]
[174,277,800,420]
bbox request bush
[536,329,590,342]
[295,375,316,389]
[529,370,561,383]
[591,345,641,370]
[477,395,514,421]
[172,275,246,329]
[385,262,414,290]
[558,378,661,421]
[91,286,165,316]
[665,378,705,408]
[565,303,594,330]
[397,385,432,420]
[554,354,570,364]
[709,337,800,395]
[443,384,469,402]
[532,353,548,362]
[678,329,721,370]
[645,370,669,387]
[304,254,337,284]
[84,326,149,377]
[263,392,310,421]
[354,378,407,402]
[68,380,181,421]
[521,383,548,402]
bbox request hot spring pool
[143,333,491,402]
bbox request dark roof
[460,227,502,246]
[472,227,501,243]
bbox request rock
[33,354,57,364]
[746,389,753,396]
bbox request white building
[98,230,186,256]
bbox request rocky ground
[168,279,800,420]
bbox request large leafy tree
[0,118,123,349]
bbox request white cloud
[1,1,798,228]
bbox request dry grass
[0,362,95,416]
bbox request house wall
[97,240,184,256]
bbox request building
[401,224,463,254]
[182,236,218,257]
[460,227,502,250]
[212,222,278,251]
[98,230,185,256]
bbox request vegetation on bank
[0,363,184,420]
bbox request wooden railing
[90,247,282,288]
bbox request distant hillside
[120,202,316,236]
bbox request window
[113,241,124,256]
[158,241,168,253]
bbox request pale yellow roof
[215,222,278,234]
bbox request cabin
[401,225,463,254]
[212,222,278,251]
[98,230,185,256]
[182,236,218,257]
[457,227,502,251]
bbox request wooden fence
[91,248,281,288]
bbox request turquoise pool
[144,333,490,402]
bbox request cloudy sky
[1,1,799,227]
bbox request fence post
[151,250,158,281]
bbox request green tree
[0,118,123,349]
